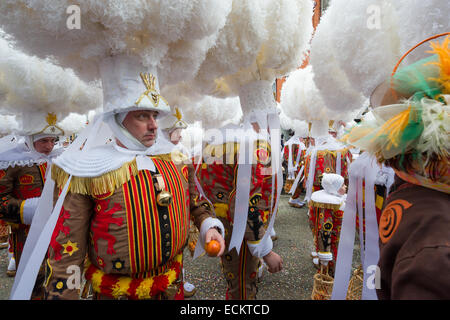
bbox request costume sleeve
[390,246,450,299]
[44,188,94,300]
[0,167,25,224]
[187,163,224,235]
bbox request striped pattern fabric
[122,158,189,278]
[38,163,47,183]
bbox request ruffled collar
[0,142,62,170]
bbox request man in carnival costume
[0,35,99,297]
[282,121,309,209]
[43,55,225,300]
[194,87,283,300]
[345,35,450,299]
[303,120,352,268]
[158,106,198,298]
[0,111,64,297]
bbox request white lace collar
[0,142,62,170]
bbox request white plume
[309,3,366,115]
[0,0,232,86]
[0,36,102,122]
[280,65,329,122]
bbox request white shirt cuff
[22,197,39,225]
[247,235,273,258]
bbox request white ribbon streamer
[228,122,253,253]
[304,149,317,202]
[361,159,379,300]
[331,173,358,299]
[332,153,380,300]
[289,165,304,195]
[357,176,365,269]
[336,151,342,176]
[253,112,282,257]
[10,174,72,300]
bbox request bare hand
[263,251,283,273]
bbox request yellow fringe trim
[51,153,187,195]
[308,200,342,211]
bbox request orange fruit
[204,240,221,257]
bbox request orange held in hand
[205,240,221,257]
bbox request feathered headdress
[0,36,101,138]
[345,34,450,193]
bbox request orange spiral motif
[379,199,412,244]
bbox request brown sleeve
[0,167,25,224]
[390,246,450,299]
[44,188,94,300]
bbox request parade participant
[344,34,450,299]
[158,106,197,298]
[0,131,62,286]
[190,90,283,300]
[0,131,60,264]
[283,121,309,208]
[0,116,17,251]
[0,35,100,298]
[159,107,191,157]
[41,55,225,300]
[309,173,347,276]
[302,120,352,267]
[0,0,235,301]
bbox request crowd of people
[0,1,448,301]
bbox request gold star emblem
[62,240,79,256]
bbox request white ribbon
[10,173,72,300]
[361,159,379,300]
[253,112,282,257]
[331,172,358,299]
[228,122,253,253]
[289,165,304,195]
[331,153,380,300]
[304,148,317,202]
[336,151,342,176]
[288,143,305,194]
[357,176,365,268]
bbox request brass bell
[157,190,173,207]
[154,174,173,207]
